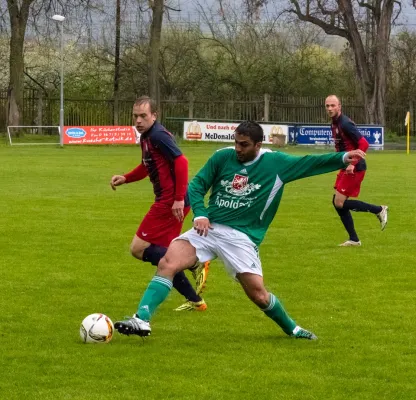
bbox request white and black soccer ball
[80,313,114,344]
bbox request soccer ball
[80,313,114,344]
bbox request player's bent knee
[130,247,144,260]
[334,200,345,209]
[157,257,181,277]
[130,243,148,260]
[130,237,150,260]
[332,196,344,209]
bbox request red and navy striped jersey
[140,122,183,203]
[331,114,369,171]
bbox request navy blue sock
[172,271,201,302]
[338,209,359,242]
[333,197,359,242]
[142,245,201,302]
[142,244,167,266]
[343,200,382,214]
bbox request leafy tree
[7,0,34,126]
[5,0,96,126]
[148,0,164,109]
[287,0,401,125]
[389,30,416,104]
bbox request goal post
[7,126,61,146]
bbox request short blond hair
[325,95,341,105]
[134,96,158,114]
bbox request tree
[5,0,96,127]
[389,30,416,104]
[113,0,121,124]
[158,26,204,98]
[7,0,35,127]
[148,0,164,110]
[132,0,180,110]
[287,0,401,125]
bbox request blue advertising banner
[288,125,384,148]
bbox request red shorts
[136,202,190,248]
[334,169,366,198]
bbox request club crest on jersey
[221,175,261,196]
[232,174,248,190]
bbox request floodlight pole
[52,15,65,147]
[59,21,64,147]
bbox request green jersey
[188,148,347,246]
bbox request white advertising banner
[183,121,288,144]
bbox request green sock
[262,293,296,335]
[136,276,172,321]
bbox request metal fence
[1,90,414,137]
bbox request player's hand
[110,175,126,190]
[193,217,213,237]
[345,164,355,175]
[345,149,366,163]
[172,200,185,222]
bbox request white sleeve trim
[194,216,208,221]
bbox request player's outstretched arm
[276,151,358,183]
[110,175,127,190]
[112,164,149,190]
[343,149,366,164]
[110,162,151,190]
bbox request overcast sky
[170,0,416,27]
[39,0,416,48]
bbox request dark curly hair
[235,121,264,144]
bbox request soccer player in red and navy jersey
[110,96,209,311]
[325,95,388,246]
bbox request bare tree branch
[289,0,349,38]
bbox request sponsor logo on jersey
[215,197,249,209]
[239,168,248,174]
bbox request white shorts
[177,222,262,278]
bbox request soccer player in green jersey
[114,121,366,340]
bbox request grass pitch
[1,143,415,399]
